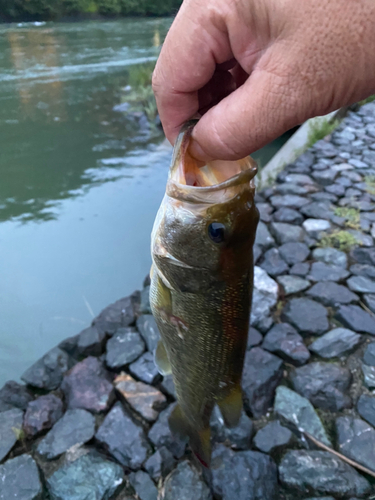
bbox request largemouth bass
[150,121,259,466]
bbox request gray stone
[357,394,375,428]
[211,444,278,500]
[309,328,362,358]
[262,323,310,366]
[349,158,369,168]
[0,454,42,500]
[336,176,353,187]
[210,406,253,449]
[255,221,275,250]
[140,286,152,314]
[24,394,63,437]
[76,325,106,357]
[256,315,274,334]
[274,386,331,445]
[335,304,375,334]
[346,188,363,198]
[247,327,263,349]
[301,201,335,220]
[284,173,315,184]
[279,450,370,498]
[307,281,359,307]
[290,262,310,277]
[311,191,338,203]
[253,244,262,264]
[242,348,283,418]
[37,409,95,460]
[312,169,338,185]
[136,315,160,353]
[362,362,375,388]
[93,295,136,335]
[256,203,273,223]
[347,275,375,293]
[129,471,158,500]
[336,416,375,473]
[148,403,186,458]
[0,408,24,462]
[21,347,73,391]
[281,298,329,336]
[254,420,293,454]
[279,242,310,265]
[275,183,311,196]
[106,328,145,368]
[129,352,160,384]
[364,342,375,365]
[277,275,310,295]
[269,194,310,209]
[347,229,374,247]
[61,356,114,413]
[160,461,212,500]
[115,373,166,422]
[312,247,348,268]
[308,262,350,282]
[270,222,305,244]
[250,267,278,327]
[144,447,176,481]
[303,218,331,238]
[273,207,304,225]
[291,362,352,411]
[260,248,289,277]
[350,247,375,266]
[325,183,346,196]
[0,381,33,412]
[96,402,151,468]
[47,452,124,500]
[161,374,176,398]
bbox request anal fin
[217,384,243,428]
[154,340,172,376]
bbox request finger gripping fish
[150,121,259,467]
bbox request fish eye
[208,222,226,243]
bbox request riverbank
[1,102,375,499]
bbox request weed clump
[319,230,360,252]
[307,119,340,148]
[334,207,360,229]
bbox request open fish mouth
[166,121,257,204]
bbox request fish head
[151,122,259,293]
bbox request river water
[0,18,288,385]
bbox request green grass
[358,95,375,106]
[307,118,340,148]
[319,230,360,252]
[334,207,360,229]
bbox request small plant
[365,176,375,195]
[358,95,375,106]
[334,206,360,229]
[12,426,25,441]
[319,230,360,252]
[307,119,340,148]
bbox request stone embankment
[1,102,375,500]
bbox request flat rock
[270,222,305,245]
[148,403,186,458]
[254,420,293,454]
[290,262,310,277]
[255,221,275,250]
[47,452,124,500]
[247,327,263,349]
[140,286,152,314]
[106,328,145,368]
[0,408,24,461]
[279,450,370,498]
[270,194,310,209]
[24,394,63,437]
[93,295,136,335]
[277,275,310,295]
[312,246,348,269]
[364,342,375,365]
[350,247,375,266]
[76,325,106,357]
[259,248,288,277]
[0,381,33,411]
[274,386,331,445]
[347,275,375,293]
[257,202,273,223]
[362,362,375,388]
[309,328,362,358]
[336,416,375,472]
[160,461,212,500]
[357,394,375,428]
[279,242,310,265]
[37,409,95,460]
[312,169,338,185]
[144,447,176,481]
[160,375,176,398]
[308,262,350,282]
[262,323,310,366]
[307,282,359,307]
[129,352,160,384]
[281,298,329,336]
[291,362,352,411]
[115,373,166,422]
[301,201,335,220]
[303,219,331,238]
[211,444,278,500]
[21,347,73,391]
[0,454,42,500]
[129,471,158,500]
[96,402,151,468]
[335,304,375,334]
[326,183,346,196]
[347,229,374,247]
[364,293,375,313]
[272,207,304,225]
[61,356,114,413]
[136,315,160,353]
[250,267,278,327]
[242,348,283,418]
[210,406,253,449]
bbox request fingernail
[189,138,213,163]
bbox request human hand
[152,0,375,161]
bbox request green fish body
[150,121,259,466]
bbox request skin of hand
[152,0,375,161]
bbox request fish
[149,120,259,467]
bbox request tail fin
[169,404,211,467]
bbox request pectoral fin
[169,404,211,468]
[154,340,172,376]
[217,383,243,428]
